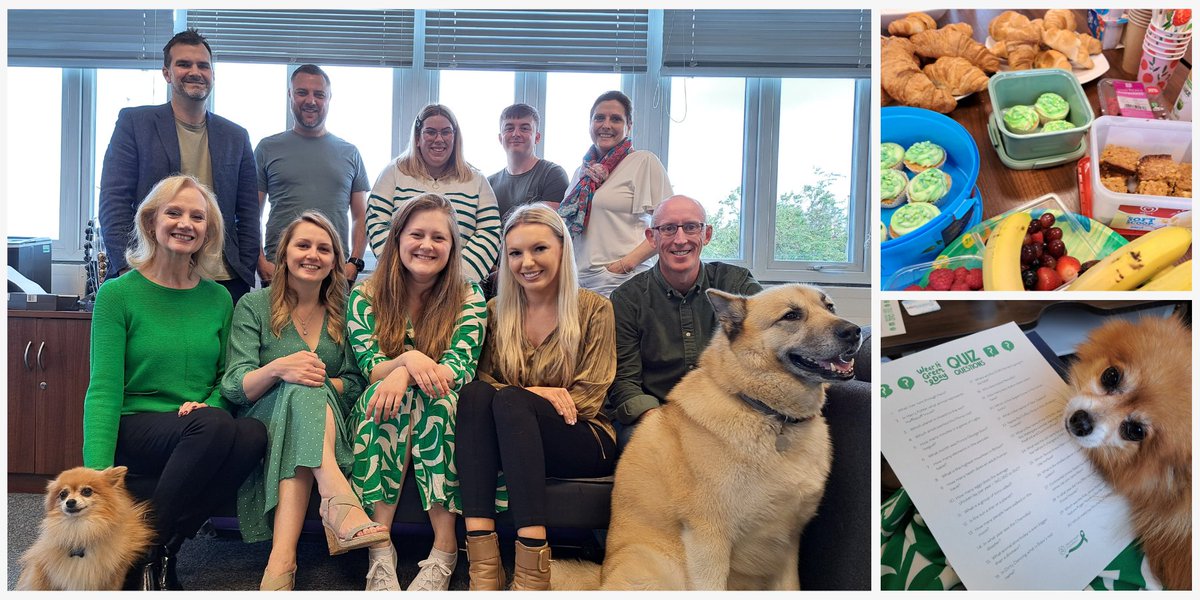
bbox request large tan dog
[557,283,862,590]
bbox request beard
[292,106,327,130]
[174,78,211,102]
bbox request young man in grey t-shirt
[486,103,569,223]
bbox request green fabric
[222,289,367,543]
[881,487,1153,590]
[347,282,503,514]
[607,262,762,424]
[83,270,233,469]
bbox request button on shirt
[607,261,762,424]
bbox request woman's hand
[367,368,409,424]
[605,260,629,275]
[402,350,454,398]
[583,163,609,185]
[178,402,209,417]
[269,351,327,387]
[527,387,578,425]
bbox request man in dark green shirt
[607,195,763,447]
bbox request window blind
[185,10,415,68]
[8,10,175,69]
[424,10,648,73]
[662,10,870,78]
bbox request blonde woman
[82,175,267,590]
[365,104,501,283]
[348,193,489,591]
[222,212,386,590]
[457,204,617,590]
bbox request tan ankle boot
[465,533,506,591]
[511,540,551,591]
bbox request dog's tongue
[820,358,855,374]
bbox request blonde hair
[364,193,468,358]
[125,174,224,278]
[492,204,580,386]
[269,211,348,344]
[394,104,474,182]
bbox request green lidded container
[987,68,1095,161]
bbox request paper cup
[1126,9,1153,26]
[1152,8,1193,34]
[1144,36,1189,59]
[1138,51,1184,90]
[1123,21,1151,73]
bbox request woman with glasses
[558,90,673,297]
[366,104,501,284]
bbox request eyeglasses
[650,222,706,236]
[421,128,455,140]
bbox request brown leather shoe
[511,540,551,591]
[465,532,506,591]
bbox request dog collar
[69,547,85,558]
[737,393,812,426]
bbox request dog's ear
[102,465,129,488]
[45,478,61,512]
[707,289,747,341]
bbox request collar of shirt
[650,263,710,302]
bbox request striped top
[366,163,501,283]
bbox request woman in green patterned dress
[347,193,488,591]
[223,212,387,590]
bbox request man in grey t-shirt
[486,103,569,223]
[255,64,369,284]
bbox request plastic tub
[988,69,1095,161]
[1085,115,1192,234]
[880,106,983,282]
[884,234,985,291]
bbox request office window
[776,79,857,263]
[667,77,746,261]
[211,62,287,153]
[437,70,514,177]
[7,68,63,239]
[543,72,622,172]
[93,69,169,215]
[322,66,394,179]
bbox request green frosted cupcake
[880,221,888,242]
[881,169,909,208]
[881,142,905,171]
[1003,105,1040,134]
[1034,92,1069,123]
[889,202,941,238]
[903,141,946,173]
[1041,120,1075,133]
[907,167,952,203]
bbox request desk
[946,49,1190,218]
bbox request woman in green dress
[223,212,387,591]
[348,193,488,591]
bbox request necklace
[296,303,321,336]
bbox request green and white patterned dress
[881,488,1157,590]
[347,282,492,514]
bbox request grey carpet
[8,493,599,591]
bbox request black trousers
[217,277,251,307]
[457,380,615,529]
[115,407,266,545]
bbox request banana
[982,211,1032,291]
[1139,259,1192,291]
[1067,226,1192,291]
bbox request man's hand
[257,256,276,284]
[343,262,359,281]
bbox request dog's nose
[1067,410,1094,437]
[65,499,76,509]
[836,323,861,344]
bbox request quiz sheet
[881,322,1134,590]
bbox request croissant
[989,11,1041,45]
[1042,9,1076,31]
[911,28,1001,73]
[923,57,989,96]
[881,36,956,113]
[1034,49,1071,71]
[942,22,974,37]
[888,12,937,37]
[1042,28,1095,69]
[993,40,1040,70]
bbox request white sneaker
[365,545,400,591]
[407,547,457,591]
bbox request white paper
[881,300,906,337]
[881,322,1135,590]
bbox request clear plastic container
[1084,116,1192,234]
[1096,78,1170,119]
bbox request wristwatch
[347,256,365,271]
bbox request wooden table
[944,48,1191,219]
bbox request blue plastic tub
[880,106,983,281]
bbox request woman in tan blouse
[456,203,617,591]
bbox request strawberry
[966,268,984,290]
[1035,267,1063,291]
[1030,231,1044,245]
[950,282,971,291]
[1056,255,1082,282]
[904,284,924,291]
[953,266,969,284]
[928,268,955,291]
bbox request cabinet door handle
[36,342,46,371]
[23,341,32,371]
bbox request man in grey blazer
[100,29,258,304]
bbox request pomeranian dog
[1064,316,1191,590]
[17,466,154,591]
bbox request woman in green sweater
[222,212,387,591]
[82,175,267,591]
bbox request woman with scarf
[557,91,673,297]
